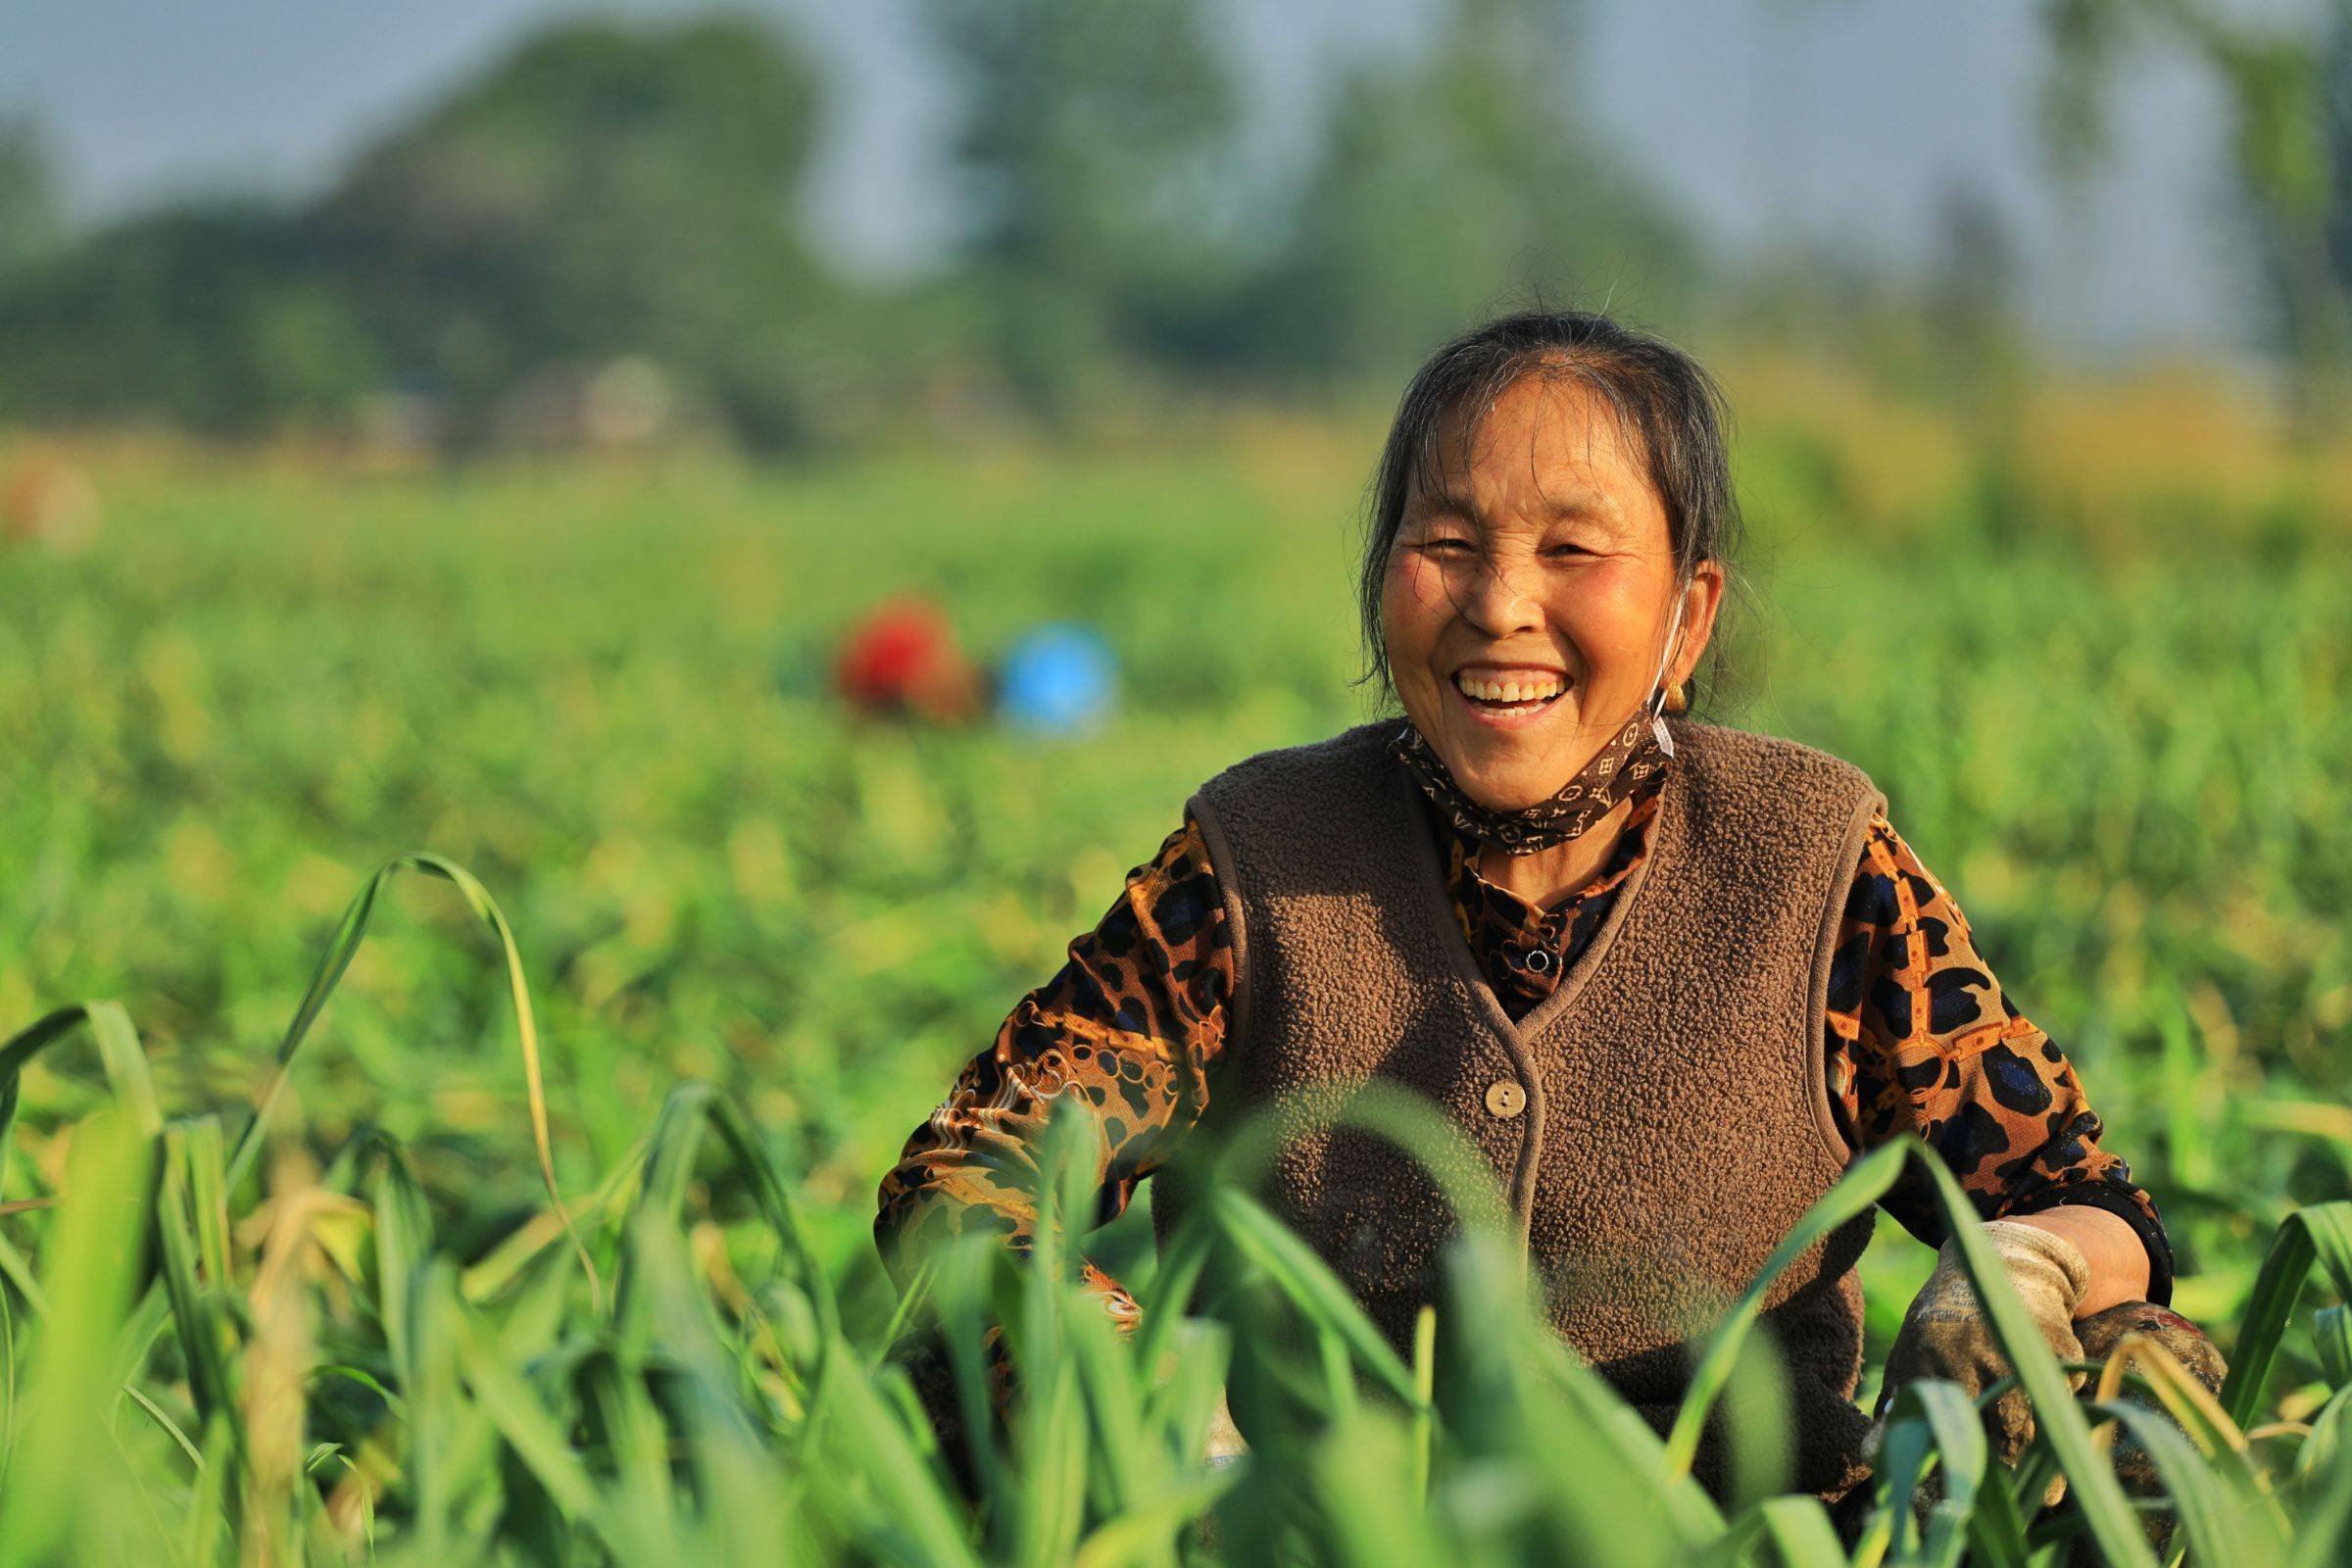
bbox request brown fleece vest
[1150,715,1886,1501]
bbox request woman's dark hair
[1355,307,1749,713]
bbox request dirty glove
[1873,1219,2089,1466]
[2074,1302,2228,1514]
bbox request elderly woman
[874,310,2219,1516]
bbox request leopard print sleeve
[1824,811,2177,1305]
[873,809,1235,1330]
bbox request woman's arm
[1825,810,2172,1311]
[873,810,1235,1331]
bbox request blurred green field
[2,372,2349,1559]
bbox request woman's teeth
[1453,671,1565,706]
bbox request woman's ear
[1673,561,1727,689]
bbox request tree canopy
[0,3,1702,449]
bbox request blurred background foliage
[7,0,2346,452]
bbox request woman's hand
[1871,1218,2090,1465]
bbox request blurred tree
[0,202,379,435]
[318,16,833,451]
[1928,181,2022,359]
[0,3,1705,445]
[2328,1,2352,318]
[0,117,60,277]
[920,0,1249,419]
[1927,178,2032,542]
[2042,0,2351,440]
[1239,0,1694,386]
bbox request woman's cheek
[1390,555,1453,621]
[1550,565,1656,668]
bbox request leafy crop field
[2,380,2348,1562]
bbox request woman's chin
[1448,732,1623,808]
[1408,698,1607,807]
[1450,768,1563,813]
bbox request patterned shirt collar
[1433,772,1665,1012]
[1446,786,1658,923]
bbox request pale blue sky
[1,0,2249,357]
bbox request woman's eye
[1417,537,1474,557]
[1544,542,1592,559]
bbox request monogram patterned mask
[1392,703,1671,856]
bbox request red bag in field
[833,596,984,721]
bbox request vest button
[1485,1079,1527,1119]
[1523,948,1552,973]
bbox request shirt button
[1485,1079,1527,1119]
[1523,948,1552,973]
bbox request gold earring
[1664,679,1689,715]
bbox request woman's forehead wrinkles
[1405,387,1645,539]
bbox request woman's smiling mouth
[1450,664,1568,726]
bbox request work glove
[2054,1301,2230,1564]
[2074,1302,2229,1492]
[1870,1219,2090,1468]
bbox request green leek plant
[0,853,2345,1564]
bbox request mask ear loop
[1645,587,1689,758]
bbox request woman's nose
[1456,552,1544,637]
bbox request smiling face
[1379,371,1725,811]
